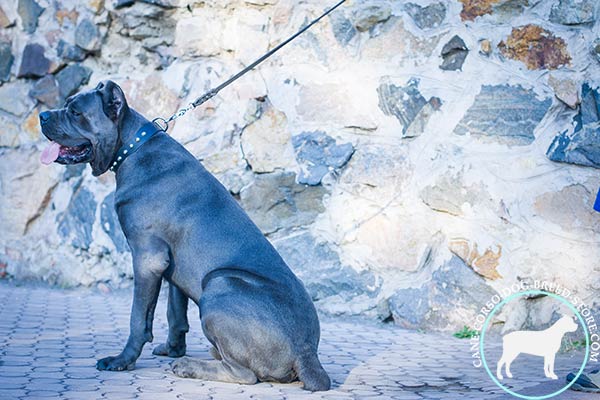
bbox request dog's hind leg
[153,283,189,358]
[209,346,222,360]
[496,356,505,380]
[171,357,257,384]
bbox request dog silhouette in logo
[496,315,578,380]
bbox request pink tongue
[40,142,61,165]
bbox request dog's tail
[295,352,331,391]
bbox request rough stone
[274,231,379,314]
[0,116,20,147]
[549,0,596,25]
[29,75,61,108]
[0,42,14,82]
[547,84,600,168]
[0,6,13,28]
[454,84,552,145]
[55,8,79,26]
[174,15,223,57]
[404,2,446,30]
[203,146,253,196]
[359,16,442,66]
[118,2,176,52]
[17,0,44,34]
[21,108,41,143]
[0,148,61,239]
[57,185,97,250]
[119,74,179,125]
[17,43,50,78]
[479,39,492,56]
[389,255,498,330]
[420,173,492,216]
[100,192,129,253]
[0,81,35,117]
[139,0,179,8]
[440,35,468,71]
[240,99,296,173]
[114,0,135,8]
[449,239,502,280]
[493,0,530,18]
[329,12,357,46]
[351,2,392,32]
[458,0,529,21]
[593,38,600,63]
[296,83,378,130]
[458,0,502,21]
[55,64,93,100]
[57,40,86,62]
[378,78,441,137]
[548,75,580,109]
[549,124,600,168]
[239,172,326,234]
[62,164,86,181]
[88,0,105,15]
[498,24,571,70]
[534,184,600,232]
[75,19,102,52]
[292,131,354,186]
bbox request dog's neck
[108,108,160,174]
[547,319,567,333]
[119,108,149,147]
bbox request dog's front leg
[97,249,168,371]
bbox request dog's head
[39,80,128,176]
[558,315,578,333]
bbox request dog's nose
[39,111,51,125]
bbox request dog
[496,315,578,380]
[39,80,331,391]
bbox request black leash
[154,0,347,131]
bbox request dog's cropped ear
[97,80,128,123]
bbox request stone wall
[1,0,599,331]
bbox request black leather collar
[110,122,164,173]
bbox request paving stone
[0,282,594,400]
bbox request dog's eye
[70,109,82,117]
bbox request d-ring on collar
[110,122,164,172]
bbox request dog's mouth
[41,141,93,165]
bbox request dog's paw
[96,355,135,371]
[549,374,558,380]
[497,374,504,380]
[153,342,186,358]
[171,357,197,379]
[506,372,513,379]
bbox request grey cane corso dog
[38,80,330,391]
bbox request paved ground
[0,281,597,400]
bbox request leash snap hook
[153,117,169,132]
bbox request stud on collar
[110,122,164,172]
